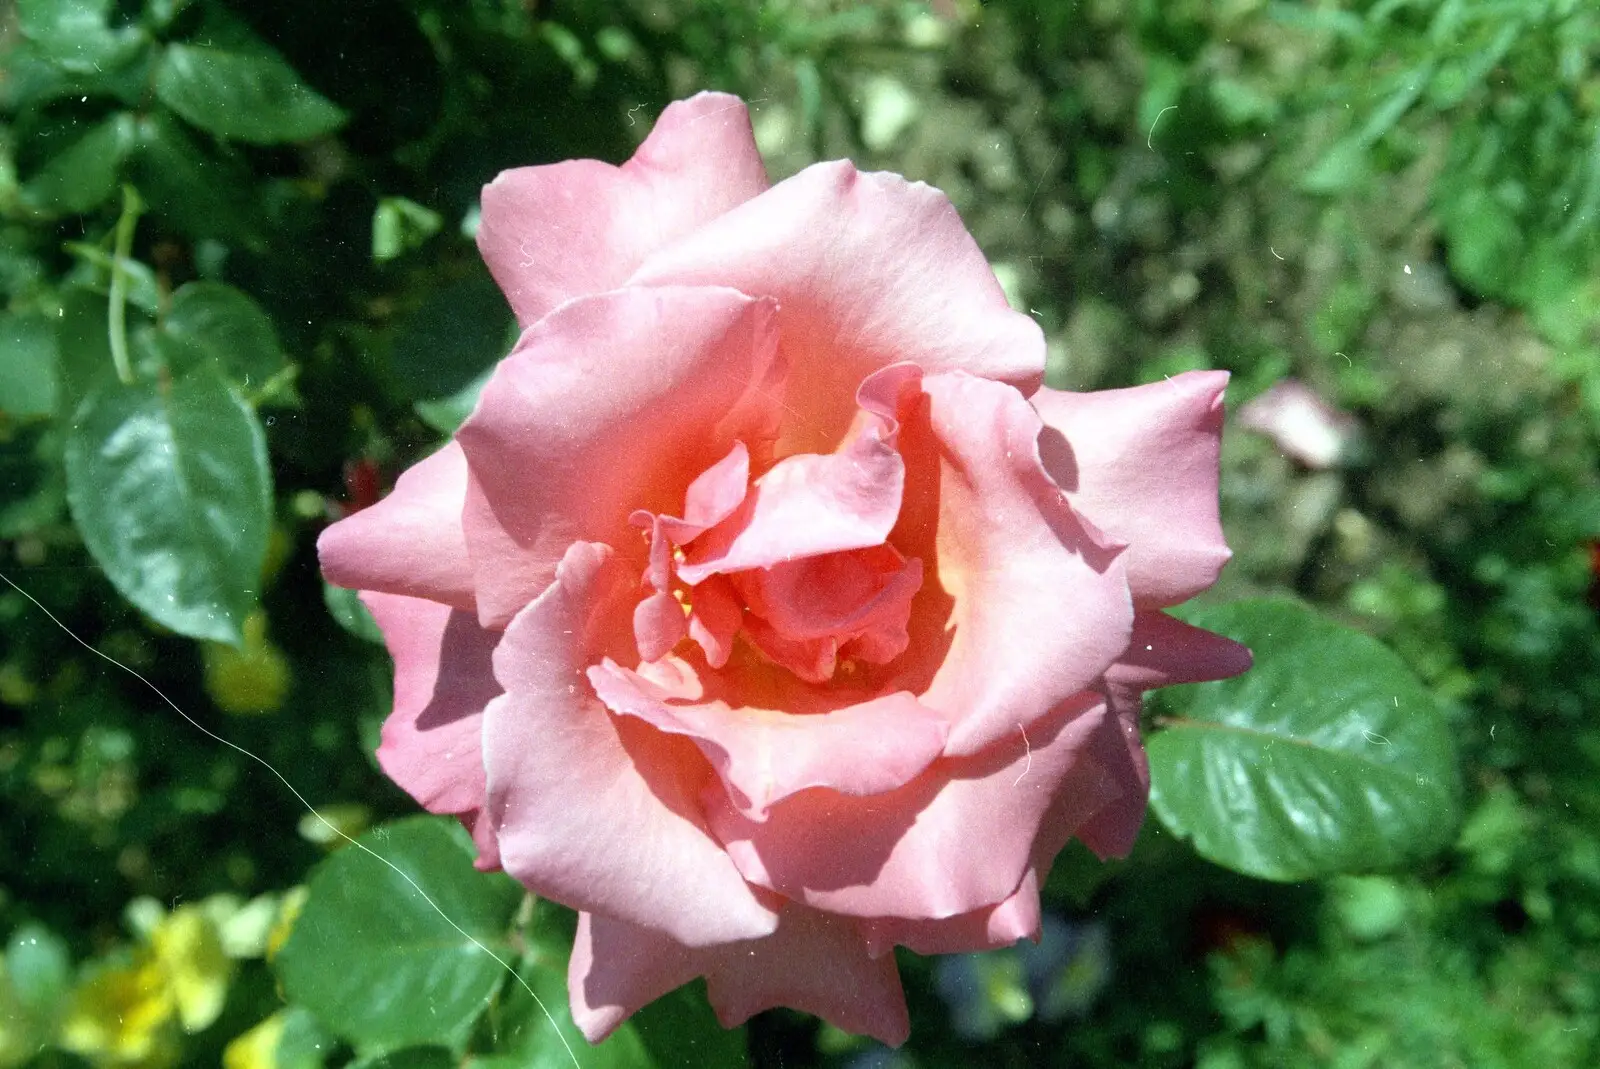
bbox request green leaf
[0,311,60,418]
[1147,598,1462,882]
[476,906,656,1069]
[154,43,346,145]
[64,365,272,643]
[350,1049,456,1069]
[324,580,385,644]
[274,816,524,1055]
[16,0,146,76]
[163,281,289,388]
[128,112,261,244]
[631,983,748,1069]
[21,113,136,215]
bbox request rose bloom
[319,92,1250,1046]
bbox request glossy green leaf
[20,112,135,215]
[1148,598,1462,882]
[154,43,346,145]
[630,983,749,1069]
[415,365,494,436]
[64,365,271,643]
[274,816,523,1055]
[0,311,59,418]
[163,281,289,387]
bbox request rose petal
[572,906,910,1047]
[705,693,1118,920]
[687,574,742,668]
[477,92,768,328]
[318,442,475,611]
[676,418,905,584]
[630,161,1045,454]
[362,591,496,816]
[588,658,949,818]
[858,868,1043,958]
[903,372,1134,756]
[657,440,751,544]
[457,287,783,628]
[632,590,687,663]
[1075,611,1253,858]
[1031,371,1233,608]
[483,542,778,946]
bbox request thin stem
[108,185,144,387]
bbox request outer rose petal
[903,372,1134,756]
[483,542,778,947]
[318,442,475,611]
[477,92,768,327]
[858,868,1043,959]
[457,287,783,628]
[1075,611,1254,858]
[361,592,497,816]
[705,693,1120,920]
[630,162,1045,454]
[572,907,910,1047]
[1031,371,1232,608]
[588,658,949,817]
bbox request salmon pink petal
[460,809,502,872]
[572,906,910,1047]
[859,868,1043,958]
[659,441,750,544]
[1031,371,1233,608]
[588,659,949,818]
[632,590,687,663]
[456,287,783,628]
[1106,609,1254,693]
[676,425,905,584]
[909,372,1134,756]
[477,92,768,327]
[687,574,742,668]
[318,442,475,611]
[361,591,495,816]
[705,693,1118,920]
[630,161,1044,454]
[1076,612,1253,857]
[483,542,778,946]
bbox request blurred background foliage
[1,0,1597,1067]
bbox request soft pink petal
[318,442,475,611]
[1237,378,1355,470]
[632,590,687,663]
[704,693,1118,920]
[687,574,742,668]
[1104,609,1255,693]
[859,868,1043,958]
[676,423,905,584]
[456,287,782,628]
[477,92,768,327]
[658,441,750,544]
[737,545,922,645]
[572,906,910,1047]
[1075,611,1253,858]
[461,809,502,872]
[630,161,1044,455]
[483,542,777,946]
[1031,371,1233,608]
[362,591,495,816]
[588,659,949,818]
[908,372,1134,757]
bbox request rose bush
[319,92,1250,1046]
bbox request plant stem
[108,185,144,387]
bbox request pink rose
[319,92,1249,1046]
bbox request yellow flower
[147,907,232,1034]
[264,888,308,963]
[57,955,177,1068]
[222,1013,286,1069]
